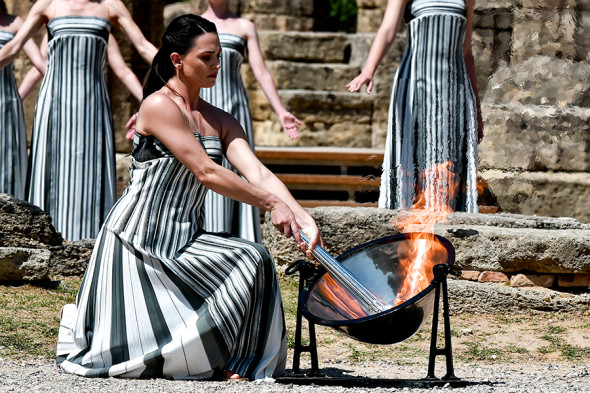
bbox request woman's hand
[278,111,301,139]
[125,112,138,140]
[296,220,322,261]
[346,72,374,94]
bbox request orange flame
[392,161,457,306]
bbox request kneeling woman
[56,14,320,381]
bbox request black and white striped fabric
[56,131,287,379]
[200,33,262,243]
[27,16,116,240]
[0,30,26,199]
[379,0,479,212]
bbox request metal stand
[285,260,321,375]
[284,260,462,385]
[426,263,458,380]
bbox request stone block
[262,207,590,275]
[0,247,51,281]
[357,9,385,33]
[0,194,62,248]
[279,89,373,127]
[510,273,555,287]
[480,169,590,223]
[240,0,314,16]
[512,9,578,61]
[241,13,314,31]
[258,31,351,63]
[557,274,590,288]
[264,61,360,92]
[484,56,590,107]
[479,104,590,172]
[479,271,510,283]
[357,0,388,8]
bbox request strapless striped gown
[200,33,262,243]
[56,131,286,379]
[28,16,116,240]
[379,0,479,212]
[0,30,26,199]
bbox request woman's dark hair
[142,14,217,99]
[0,1,7,14]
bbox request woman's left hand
[279,111,301,140]
[296,220,323,261]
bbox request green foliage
[327,0,358,33]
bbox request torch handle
[299,230,387,315]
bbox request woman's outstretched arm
[107,0,157,64]
[107,34,143,101]
[137,93,321,256]
[346,0,407,94]
[242,19,301,139]
[0,0,50,70]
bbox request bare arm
[0,0,49,70]
[464,0,483,142]
[18,67,43,100]
[243,20,301,139]
[346,0,407,94]
[107,34,142,101]
[17,17,47,73]
[108,0,157,64]
[136,94,320,253]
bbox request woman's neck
[165,78,201,111]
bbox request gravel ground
[1,358,589,392]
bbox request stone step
[480,169,590,223]
[252,89,375,148]
[479,103,590,172]
[243,61,359,92]
[258,31,351,63]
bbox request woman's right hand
[346,72,374,94]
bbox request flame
[392,161,457,306]
[311,274,368,319]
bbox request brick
[557,275,590,288]
[478,271,510,283]
[460,270,482,281]
[511,274,555,288]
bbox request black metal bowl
[299,233,455,345]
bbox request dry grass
[1,275,589,366]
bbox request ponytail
[142,14,217,100]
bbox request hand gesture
[125,112,138,140]
[279,111,301,139]
[346,72,374,94]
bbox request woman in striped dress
[0,0,45,199]
[56,14,321,380]
[347,0,482,212]
[200,1,301,243]
[0,0,157,241]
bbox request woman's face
[178,32,221,89]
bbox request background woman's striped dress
[0,30,27,200]
[379,0,479,212]
[56,131,287,380]
[200,33,262,243]
[28,17,116,240]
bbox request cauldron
[298,233,455,345]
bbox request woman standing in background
[0,0,157,241]
[0,0,45,200]
[347,0,483,212]
[200,0,301,243]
